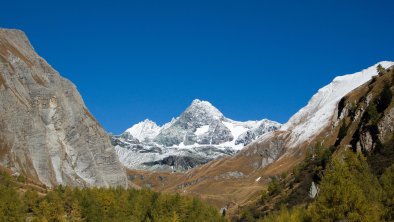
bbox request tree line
[0,172,225,222]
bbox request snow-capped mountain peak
[183,99,224,121]
[114,99,281,171]
[125,119,161,142]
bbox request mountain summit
[127,61,394,209]
[113,99,281,171]
[185,99,224,120]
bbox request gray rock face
[113,134,236,172]
[235,120,281,146]
[240,131,288,170]
[309,182,319,198]
[378,105,394,143]
[142,155,210,171]
[197,121,233,145]
[0,29,127,187]
[154,99,229,146]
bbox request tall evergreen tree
[309,152,382,221]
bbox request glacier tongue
[114,99,281,171]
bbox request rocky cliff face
[0,29,127,187]
[333,65,394,175]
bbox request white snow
[195,125,210,136]
[190,99,223,119]
[282,61,394,147]
[125,119,161,141]
[223,121,249,140]
[212,120,268,150]
[116,99,282,170]
[239,120,263,128]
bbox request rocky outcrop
[235,120,282,146]
[143,155,210,171]
[0,29,127,187]
[378,105,394,143]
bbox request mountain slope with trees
[0,169,225,222]
[234,65,394,221]
[125,62,394,212]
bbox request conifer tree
[380,164,394,220]
[309,152,382,221]
[377,64,386,74]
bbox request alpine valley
[124,61,394,219]
[0,28,394,222]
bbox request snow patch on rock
[195,125,210,136]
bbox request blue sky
[1,0,393,134]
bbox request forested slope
[234,65,394,222]
[0,170,225,222]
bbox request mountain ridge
[125,61,394,210]
[114,99,281,171]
